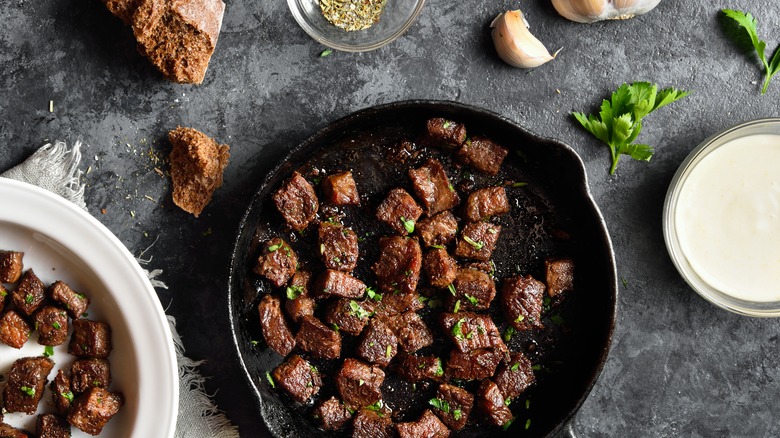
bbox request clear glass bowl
[287,0,425,52]
[663,118,780,317]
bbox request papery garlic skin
[552,0,662,23]
[491,10,558,69]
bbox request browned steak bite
[36,413,70,438]
[272,354,322,404]
[0,423,29,438]
[47,281,89,320]
[432,383,474,431]
[372,236,422,294]
[33,306,69,346]
[463,260,495,276]
[68,319,112,359]
[396,354,444,383]
[439,313,507,356]
[0,250,24,283]
[322,171,360,205]
[546,257,575,297]
[284,270,315,324]
[11,269,45,316]
[50,370,72,416]
[3,356,55,414]
[376,188,423,235]
[445,349,501,381]
[66,387,123,435]
[319,223,359,272]
[0,310,32,349]
[254,237,297,288]
[446,269,496,312]
[416,211,458,248]
[383,311,433,353]
[324,298,375,336]
[373,290,423,317]
[494,352,535,399]
[258,294,296,356]
[426,118,467,149]
[424,249,458,289]
[501,275,545,331]
[272,171,319,231]
[313,396,353,431]
[295,315,341,360]
[71,358,111,394]
[352,408,393,438]
[454,222,501,262]
[356,318,398,367]
[336,358,385,410]
[409,159,460,217]
[456,136,508,176]
[476,379,513,427]
[464,186,510,222]
[315,270,367,299]
[397,409,450,438]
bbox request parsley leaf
[503,326,515,342]
[267,242,282,252]
[447,283,457,296]
[43,346,54,357]
[265,372,275,388]
[400,216,415,234]
[453,409,462,420]
[429,398,450,413]
[320,48,333,57]
[453,300,461,313]
[722,9,780,94]
[348,300,371,320]
[452,318,465,340]
[464,294,479,305]
[20,386,35,397]
[286,285,304,300]
[366,287,382,301]
[462,235,484,250]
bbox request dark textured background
[1,0,779,436]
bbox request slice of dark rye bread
[169,127,230,217]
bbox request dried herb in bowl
[320,0,387,31]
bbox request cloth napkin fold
[1,141,239,438]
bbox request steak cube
[440,313,507,355]
[319,223,359,272]
[68,319,112,358]
[454,222,501,262]
[11,269,46,316]
[254,238,297,288]
[3,357,55,414]
[384,311,433,353]
[423,249,458,289]
[313,396,353,431]
[432,383,474,431]
[50,370,72,416]
[0,310,32,349]
[396,354,444,382]
[463,260,496,276]
[272,171,319,231]
[445,349,501,381]
[376,188,422,236]
[47,281,89,320]
[501,275,545,331]
[33,306,69,346]
[446,269,496,312]
[0,250,24,283]
[372,236,422,295]
[408,159,460,217]
[546,257,575,297]
[476,379,513,427]
[455,136,508,176]
[66,388,123,435]
[352,408,393,438]
[315,270,366,299]
[416,211,458,248]
[336,358,385,410]
[324,298,375,336]
[295,315,341,360]
[396,409,450,438]
[284,270,315,324]
[71,358,111,394]
[356,318,398,367]
[464,187,510,222]
[322,171,360,206]
[258,294,296,357]
[373,290,423,317]
[425,118,467,149]
[0,423,29,438]
[36,414,70,438]
[272,354,322,404]
[494,352,535,399]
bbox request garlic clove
[491,10,559,69]
[552,0,661,23]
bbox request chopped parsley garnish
[320,48,333,58]
[448,183,455,192]
[366,287,382,301]
[267,242,282,252]
[250,340,259,346]
[621,276,628,288]
[511,362,520,371]
[365,400,383,413]
[503,326,516,342]
[428,398,450,413]
[43,346,54,357]
[62,391,74,402]
[453,409,462,420]
[531,364,542,371]
[447,283,457,296]
[525,419,532,429]
[400,216,415,234]
[453,300,461,313]
[25,294,34,304]
[286,285,304,300]
[348,300,371,320]
[442,121,452,129]
[551,315,566,325]
[452,318,466,340]
[463,235,484,250]
[265,372,275,388]
[0,289,7,297]
[404,269,412,277]
[504,397,512,406]
[427,297,442,309]
[332,323,340,332]
[434,359,444,376]
[52,321,62,330]
[430,244,445,249]
[20,386,35,396]
[502,418,514,431]
[512,182,528,188]
[76,293,87,300]
[464,294,479,305]
[525,399,531,409]
[358,379,365,386]
[385,345,392,358]
[515,314,525,323]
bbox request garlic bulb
[552,0,661,23]
[491,10,559,69]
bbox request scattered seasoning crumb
[101,209,107,214]
[130,211,136,218]
[320,0,386,32]
[556,89,561,94]
[320,48,333,57]
[49,100,53,112]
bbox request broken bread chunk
[169,126,230,217]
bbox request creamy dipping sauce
[676,134,780,302]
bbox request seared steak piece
[272,354,322,403]
[0,310,32,349]
[35,414,70,438]
[258,294,296,357]
[373,290,423,317]
[396,354,444,382]
[396,409,450,438]
[336,358,385,410]
[315,270,366,299]
[416,211,458,248]
[409,159,460,217]
[455,136,508,176]
[423,249,458,289]
[384,311,433,353]
[319,223,359,272]
[446,269,496,312]
[454,222,501,262]
[0,250,24,283]
[324,298,375,336]
[50,370,72,416]
[376,188,423,236]
[272,171,319,231]
[372,236,422,295]
[494,352,535,399]
[432,383,474,431]
[71,358,111,394]
[0,423,29,438]
[66,388,124,435]
[463,260,495,276]
[501,275,545,331]
[313,396,353,431]
[32,306,69,346]
[254,237,297,288]
[295,315,341,360]
[445,349,501,381]
[3,356,55,414]
[47,281,89,320]
[356,318,398,367]
[545,257,575,297]
[322,171,360,206]
[284,270,315,324]
[463,186,510,222]
[11,269,46,316]
[352,408,393,438]
[68,319,112,358]
[425,118,467,149]
[439,312,507,355]
[476,379,513,427]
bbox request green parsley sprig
[722,9,780,94]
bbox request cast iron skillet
[228,100,617,437]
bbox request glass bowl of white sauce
[664,118,780,317]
